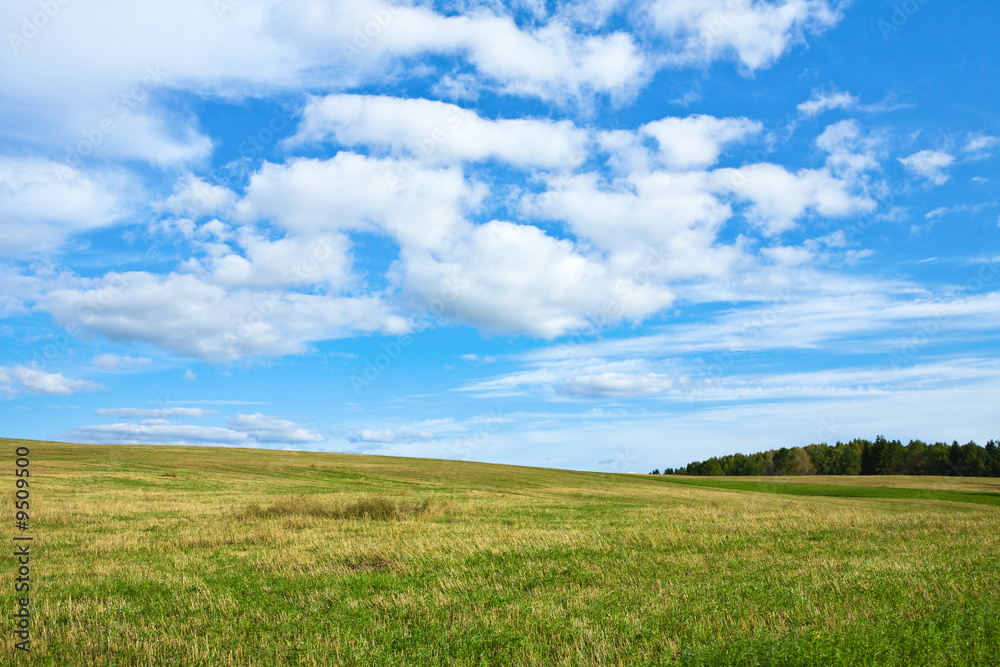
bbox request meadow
[4,438,1000,665]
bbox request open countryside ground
[5,438,1000,666]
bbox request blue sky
[1,0,998,472]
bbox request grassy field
[4,438,1000,666]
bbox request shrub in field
[237,495,443,521]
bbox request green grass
[4,438,1000,665]
[655,475,1000,506]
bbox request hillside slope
[5,438,1000,665]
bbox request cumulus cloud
[899,150,955,185]
[0,366,103,396]
[398,219,676,338]
[532,169,745,288]
[235,154,481,251]
[155,174,237,219]
[0,158,129,256]
[714,164,875,234]
[38,271,409,362]
[816,119,880,175]
[186,230,356,291]
[641,114,761,170]
[289,94,588,168]
[648,0,844,71]
[361,7,648,102]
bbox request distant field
[655,475,1000,506]
[5,438,1000,665]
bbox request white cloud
[226,412,324,443]
[236,154,481,252]
[714,164,874,234]
[187,230,356,291]
[964,134,999,156]
[71,411,322,446]
[0,0,849,176]
[560,371,675,398]
[363,8,647,102]
[0,158,129,256]
[461,356,658,398]
[925,203,990,221]
[641,114,761,170]
[71,419,249,446]
[797,89,858,116]
[356,429,398,443]
[91,354,153,371]
[465,368,1000,470]
[289,94,588,168]
[95,407,216,418]
[816,119,880,175]
[0,366,102,396]
[899,150,955,185]
[523,288,1000,362]
[398,219,675,338]
[38,271,409,362]
[648,0,844,71]
[0,0,288,164]
[155,174,237,219]
[460,354,496,363]
[533,170,737,269]
[0,297,27,316]
[351,428,435,443]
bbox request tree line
[651,437,1000,477]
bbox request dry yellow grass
[4,439,1000,665]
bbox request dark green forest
[653,438,1000,477]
